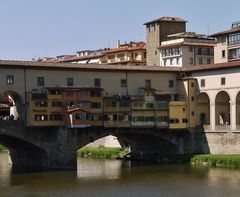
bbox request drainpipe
[24,68,27,127]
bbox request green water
[0,152,240,197]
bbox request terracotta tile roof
[183,60,240,72]
[158,42,215,49]
[144,17,187,25]
[211,27,240,37]
[57,54,104,63]
[0,60,180,72]
[105,44,146,54]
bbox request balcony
[32,93,47,99]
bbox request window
[73,113,87,120]
[163,59,167,66]
[221,77,226,85]
[191,96,195,101]
[155,50,157,55]
[207,58,211,64]
[144,52,147,59]
[145,80,151,88]
[158,116,168,122]
[106,101,116,107]
[37,77,44,86]
[90,89,101,97]
[176,58,180,65]
[67,78,73,86]
[189,47,193,52]
[169,80,174,88]
[182,119,188,123]
[201,79,205,87]
[191,82,194,87]
[121,79,127,87]
[94,78,101,87]
[183,108,186,112]
[66,91,74,97]
[52,102,62,107]
[189,58,193,64]
[199,58,203,65]
[35,101,48,107]
[79,90,88,96]
[6,75,14,84]
[146,103,154,108]
[35,115,48,121]
[50,114,62,121]
[198,48,202,55]
[222,50,226,58]
[206,48,211,55]
[191,111,195,116]
[91,102,101,109]
[135,53,138,58]
[170,59,173,65]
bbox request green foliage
[0,145,6,152]
[77,147,126,160]
[191,154,240,169]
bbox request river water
[0,152,240,197]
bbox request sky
[0,0,240,60]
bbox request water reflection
[1,152,240,197]
[77,159,123,180]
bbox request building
[144,17,187,66]
[100,41,146,66]
[212,21,240,63]
[159,32,215,67]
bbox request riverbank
[77,147,127,160]
[191,154,240,169]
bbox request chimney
[117,40,120,48]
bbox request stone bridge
[0,120,204,170]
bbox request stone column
[230,101,236,131]
[210,102,215,130]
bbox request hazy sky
[0,0,239,60]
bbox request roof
[46,87,103,91]
[211,27,240,37]
[105,43,145,54]
[144,17,187,25]
[184,60,240,72]
[57,54,104,63]
[1,59,240,73]
[158,42,216,49]
[0,60,180,72]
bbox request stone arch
[215,91,230,125]
[196,92,210,126]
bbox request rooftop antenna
[207,24,210,36]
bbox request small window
[176,58,180,65]
[207,58,211,64]
[155,50,158,55]
[182,119,188,123]
[183,107,186,112]
[191,96,195,101]
[170,59,173,65]
[222,50,226,58]
[221,77,226,85]
[198,48,202,55]
[201,79,205,87]
[52,102,62,107]
[169,80,174,88]
[191,82,194,87]
[121,79,127,87]
[35,115,48,121]
[67,78,73,86]
[6,75,14,84]
[94,78,101,87]
[145,80,151,88]
[189,58,193,64]
[144,52,147,58]
[191,111,195,116]
[37,77,44,86]
[199,58,203,65]
[163,59,167,66]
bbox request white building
[159,32,215,67]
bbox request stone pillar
[210,102,215,130]
[230,101,236,131]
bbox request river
[0,152,240,197]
